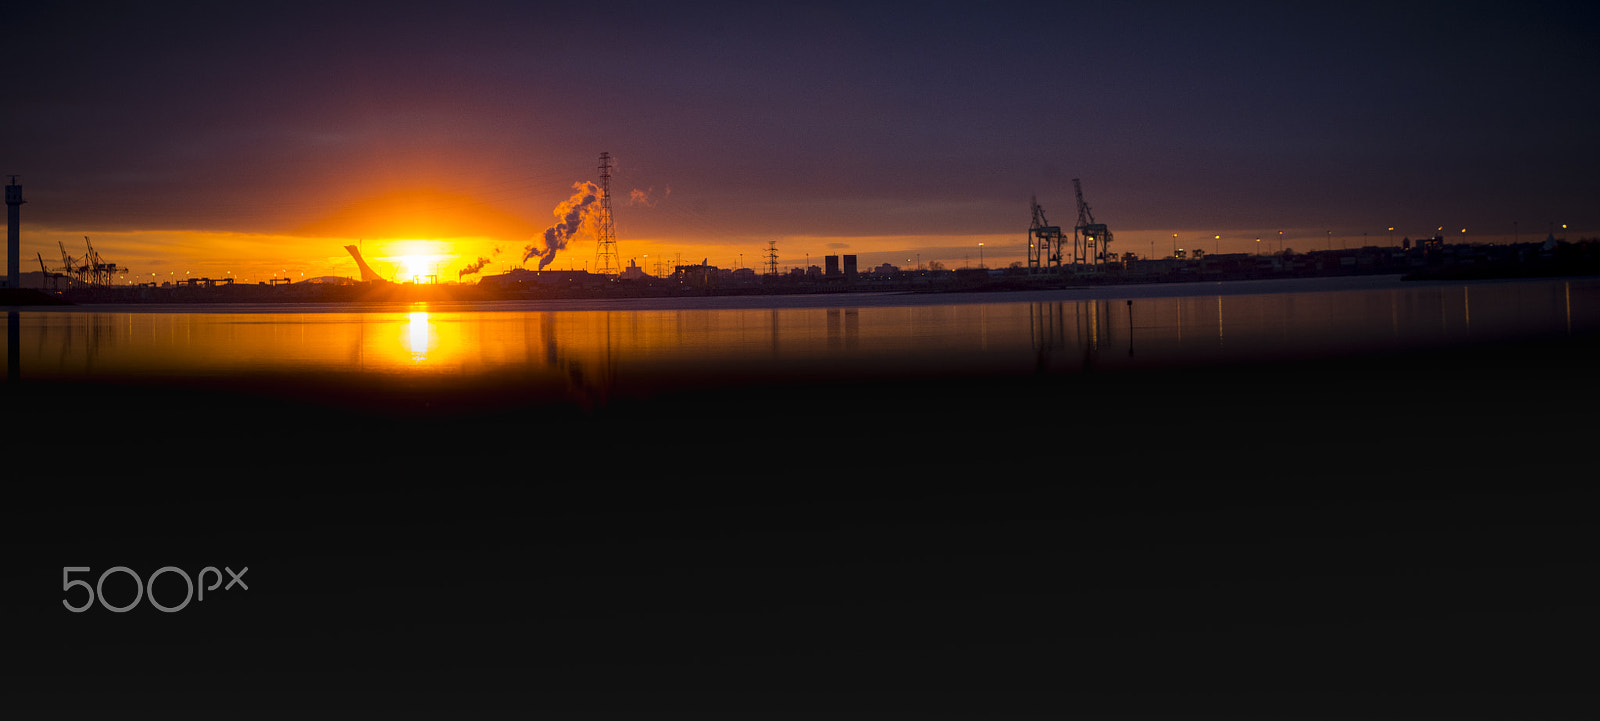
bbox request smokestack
[5,176,22,290]
[523,182,600,271]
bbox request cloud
[628,186,671,208]
[292,189,539,240]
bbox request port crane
[1027,196,1065,271]
[1072,179,1113,266]
[79,236,127,286]
[36,252,67,290]
[48,237,127,287]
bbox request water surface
[7,275,1596,407]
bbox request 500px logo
[62,566,249,613]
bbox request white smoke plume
[458,256,493,279]
[524,182,601,270]
[629,186,670,208]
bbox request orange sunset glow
[6,4,1598,715]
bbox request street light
[978,242,984,268]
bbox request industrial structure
[1072,178,1113,266]
[344,245,388,283]
[6,175,22,289]
[764,240,779,278]
[1029,179,1114,271]
[7,178,130,291]
[44,237,128,287]
[1027,196,1064,270]
[593,152,620,276]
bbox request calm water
[9,273,1599,715]
[6,274,1597,402]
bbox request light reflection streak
[406,311,431,363]
[6,278,1596,398]
[1391,290,1398,337]
[1217,295,1224,347]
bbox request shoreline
[8,239,1598,307]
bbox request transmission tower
[594,152,620,276]
[764,240,779,277]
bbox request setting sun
[385,239,454,282]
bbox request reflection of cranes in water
[19,312,120,374]
[1029,300,1123,372]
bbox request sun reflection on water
[406,310,431,362]
[6,278,1596,399]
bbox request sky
[3,1,1597,283]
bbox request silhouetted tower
[594,152,620,276]
[1028,195,1064,271]
[5,175,22,289]
[764,240,779,278]
[1072,178,1113,266]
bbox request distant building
[824,255,840,276]
[676,262,718,288]
[477,267,609,292]
[621,258,650,281]
[843,255,857,279]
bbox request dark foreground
[4,334,1598,717]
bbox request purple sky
[4,1,1596,275]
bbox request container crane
[1072,179,1113,266]
[1028,196,1065,271]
